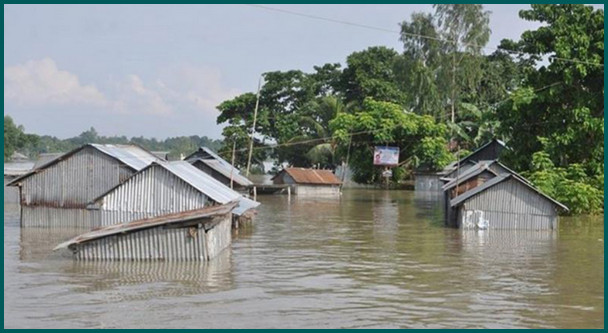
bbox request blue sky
[3,4,602,139]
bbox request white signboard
[373,146,399,166]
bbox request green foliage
[340,46,407,106]
[495,4,604,215]
[4,116,39,160]
[330,99,453,184]
[525,152,603,215]
[4,118,222,162]
[497,4,604,173]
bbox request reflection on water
[4,189,604,329]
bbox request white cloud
[157,64,241,116]
[4,58,107,107]
[4,58,238,138]
[112,74,172,116]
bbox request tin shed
[449,174,568,230]
[189,158,253,191]
[55,203,237,261]
[7,144,160,228]
[88,161,259,227]
[272,168,341,196]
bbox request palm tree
[285,95,355,168]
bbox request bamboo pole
[230,140,236,189]
[246,76,262,177]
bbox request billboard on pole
[373,146,399,166]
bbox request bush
[525,152,604,215]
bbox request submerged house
[443,160,568,230]
[7,144,160,228]
[272,168,342,196]
[414,139,507,192]
[87,160,259,228]
[55,203,237,261]
[442,139,507,180]
[67,160,260,261]
[186,147,253,192]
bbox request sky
[3,4,602,140]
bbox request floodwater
[4,190,604,329]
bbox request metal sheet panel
[157,161,241,204]
[295,184,341,196]
[21,206,101,229]
[75,225,208,261]
[193,159,253,187]
[185,147,237,172]
[414,173,442,191]
[457,178,559,230]
[204,215,232,260]
[68,212,233,261]
[20,146,121,208]
[99,164,211,225]
[91,144,159,171]
[232,196,261,216]
[273,168,342,185]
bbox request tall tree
[399,5,491,129]
[330,99,453,184]
[340,46,407,106]
[496,4,604,175]
[434,4,491,125]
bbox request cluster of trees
[216,4,603,214]
[4,117,222,161]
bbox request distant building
[272,168,341,196]
[10,151,28,161]
[185,147,254,192]
[33,153,64,169]
[184,147,233,170]
[189,159,253,191]
[151,151,169,160]
[444,160,568,230]
[7,144,160,227]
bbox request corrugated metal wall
[204,217,232,260]
[458,178,558,230]
[22,206,101,229]
[20,147,129,208]
[414,174,442,191]
[97,165,210,226]
[72,214,232,261]
[295,185,341,196]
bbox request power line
[244,4,604,68]
[234,79,568,153]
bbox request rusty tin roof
[274,168,342,185]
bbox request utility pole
[230,140,236,189]
[246,76,262,177]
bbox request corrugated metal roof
[54,203,236,250]
[450,174,569,211]
[157,161,242,204]
[442,161,497,191]
[445,139,507,171]
[185,147,238,173]
[275,168,342,185]
[194,159,253,187]
[92,144,159,171]
[233,196,261,216]
[7,144,159,187]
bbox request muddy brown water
[4,190,604,328]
